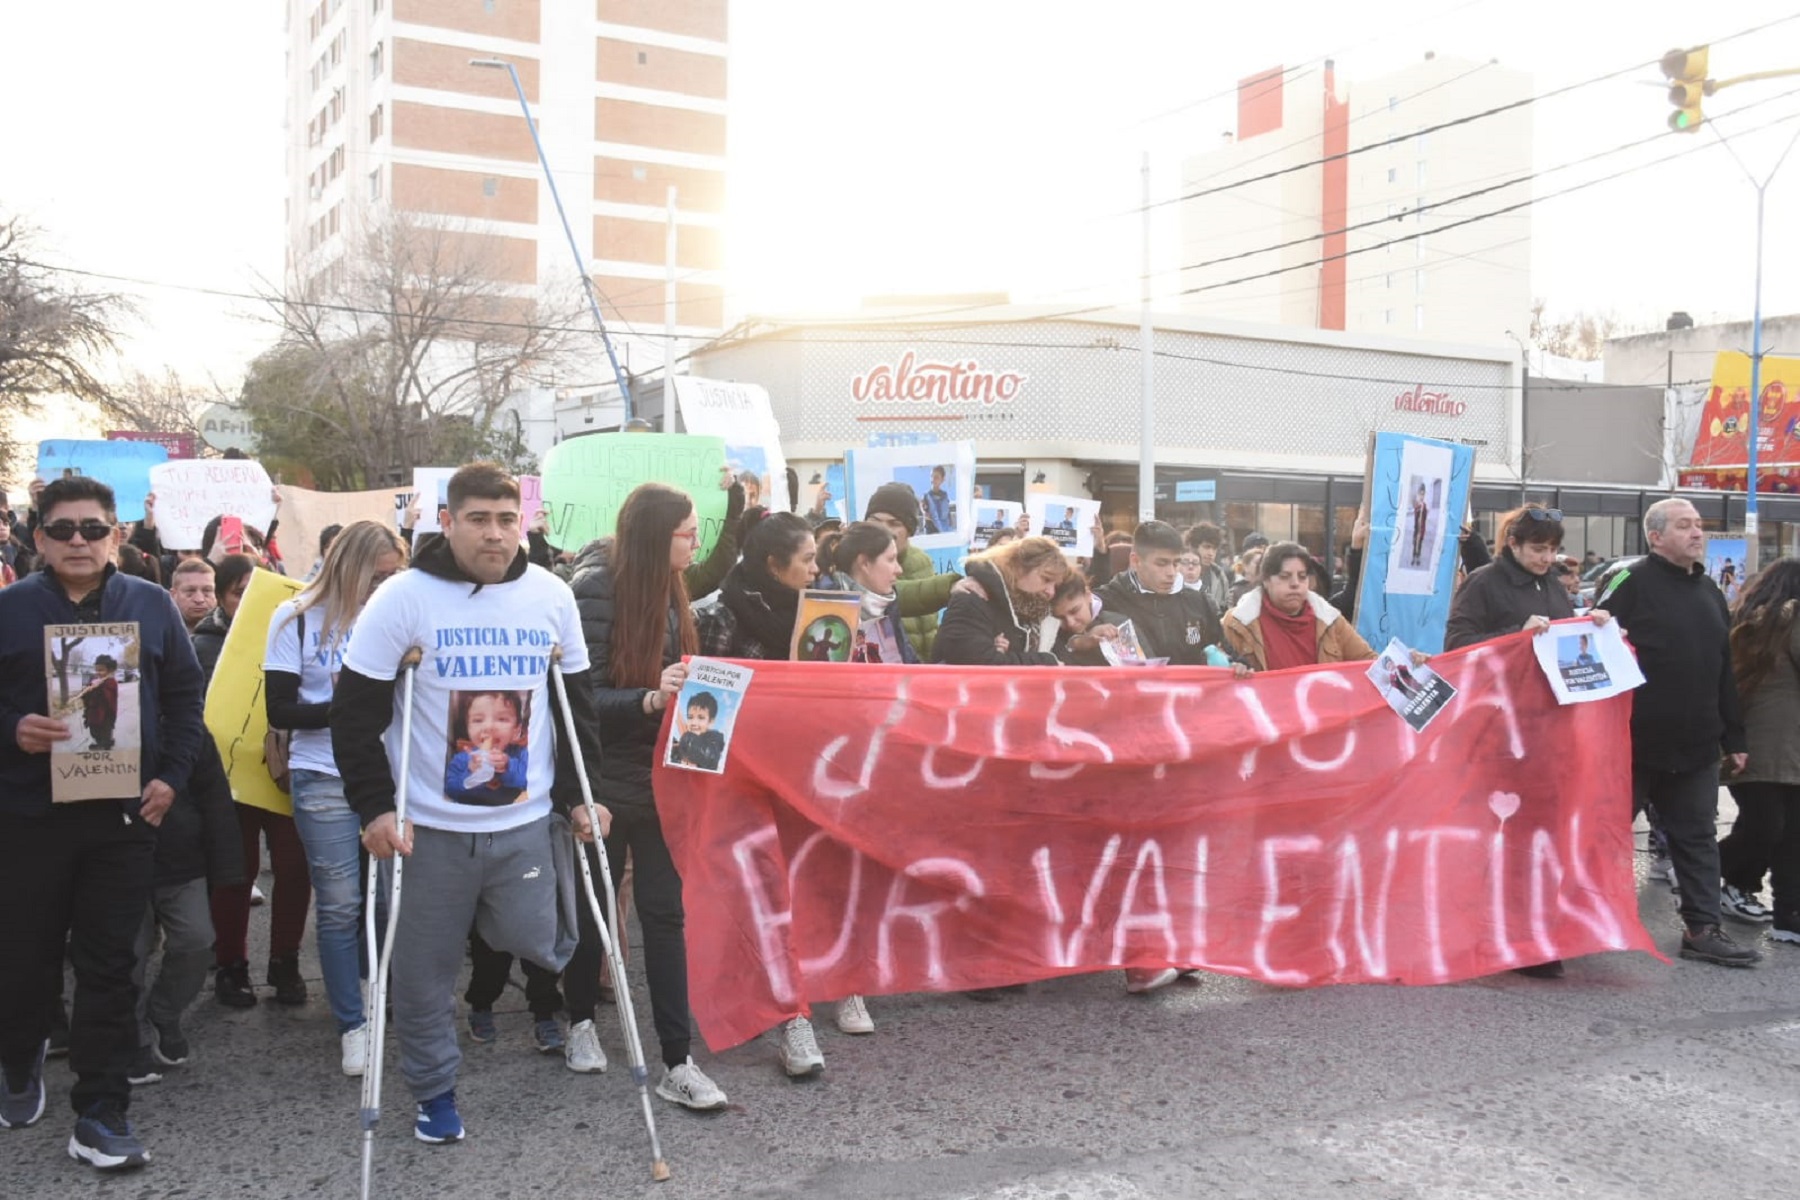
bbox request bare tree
[106,367,221,442]
[1528,299,1624,362]
[243,214,580,486]
[0,216,134,472]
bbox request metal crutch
[360,647,423,1200]
[548,645,672,1183]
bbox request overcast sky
[6,0,1800,396]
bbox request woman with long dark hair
[1721,558,1800,939]
[263,520,405,1074]
[568,483,727,1109]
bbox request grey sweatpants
[390,816,577,1102]
[132,878,215,1047]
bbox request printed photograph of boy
[668,691,727,772]
[894,464,958,535]
[47,629,142,755]
[444,689,532,805]
[77,654,120,749]
[1555,632,1611,692]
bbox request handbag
[264,610,304,794]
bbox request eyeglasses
[1525,508,1563,522]
[41,520,116,543]
[673,529,701,545]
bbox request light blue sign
[1175,479,1216,502]
[866,431,941,448]
[35,439,169,522]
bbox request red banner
[655,634,1656,1050]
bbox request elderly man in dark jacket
[1598,497,1760,968]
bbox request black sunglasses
[1525,508,1563,522]
[41,520,116,543]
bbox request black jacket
[329,535,607,827]
[568,539,687,815]
[1095,571,1224,665]
[154,739,245,889]
[1444,549,1574,650]
[932,560,1059,666]
[191,605,233,689]
[1596,551,1746,771]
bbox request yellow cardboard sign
[205,569,305,815]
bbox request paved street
[5,818,1798,1200]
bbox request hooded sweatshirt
[329,534,606,831]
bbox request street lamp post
[470,57,635,423]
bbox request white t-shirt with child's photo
[342,563,588,834]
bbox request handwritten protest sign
[276,485,410,572]
[148,459,278,550]
[518,474,543,542]
[205,570,305,815]
[36,439,168,522]
[675,378,789,512]
[539,432,728,556]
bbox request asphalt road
[5,815,1797,1200]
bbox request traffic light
[1661,46,1712,132]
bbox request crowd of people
[0,463,1787,1174]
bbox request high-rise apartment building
[284,0,728,355]
[1177,55,1532,345]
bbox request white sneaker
[340,1025,368,1077]
[655,1058,728,1110]
[777,1016,825,1077]
[835,994,874,1035]
[1721,883,1774,924]
[564,1019,607,1073]
[250,883,267,906]
[1123,967,1179,994]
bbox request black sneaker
[1680,924,1763,967]
[268,956,308,1006]
[0,1039,47,1129]
[68,1103,150,1171]
[125,1048,163,1087]
[151,1024,188,1067]
[1512,959,1566,979]
[215,962,257,1009]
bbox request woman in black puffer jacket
[566,482,728,1111]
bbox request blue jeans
[291,769,367,1034]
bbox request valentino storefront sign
[850,352,1028,407]
[1393,387,1468,417]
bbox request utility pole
[1139,151,1155,523]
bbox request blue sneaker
[0,1039,47,1129]
[531,1018,565,1054]
[466,1008,497,1044]
[68,1103,150,1170]
[414,1090,464,1144]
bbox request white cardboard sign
[147,460,277,550]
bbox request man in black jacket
[1598,498,1760,967]
[1097,521,1226,665]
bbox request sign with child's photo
[846,440,977,553]
[443,689,533,805]
[1025,494,1100,558]
[664,658,754,775]
[45,623,142,802]
[1533,618,1644,705]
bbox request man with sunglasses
[0,476,206,1169]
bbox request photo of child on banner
[664,658,754,775]
[1354,433,1475,654]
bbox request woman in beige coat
[1222,542,1376,670]
[1722,558,1800,941]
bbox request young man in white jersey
[330,463,609,1143]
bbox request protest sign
[1025,494,1100,558]
[539,432,729,556]
[410,467,459,534]
[1534,618,1645,705]
[518,474,543,542]
[675,378,789,513]
[36,439,168,522]
[665,658,753,775]
[205,570,305,815]
[1354,433,1474,654]
[1366,637,1455,732]
[846,440,977,553]
[866,431,940,448]
[655,639,1655,1050]
[970,500,1022,551]
[148,459,277,550]
[791,590,861,662]
[1098,619,1168,668]
[1706,537,1747,604]
[276,485,409,572]
[818,463,849,524]
[44,622,142,802]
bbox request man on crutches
[329,463,607,1148]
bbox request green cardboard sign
[539,432,729,556]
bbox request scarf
[852,580,896,622]
[1260,596,1318,671]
